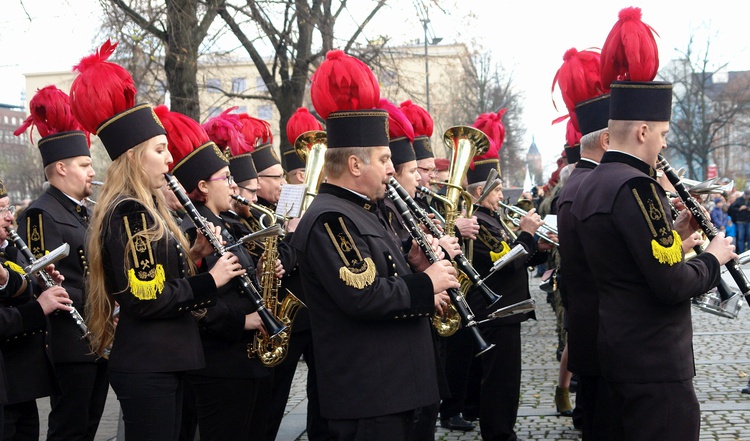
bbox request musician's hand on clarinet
[407,234,441,271]
[456,216,479,240]
[190,223,223,262]
[704,232,738,266]
[681,231,705,253]
[434,291,451,316]
[673,208,701,240]
[427,213,444,233]
[244,311,268,336]
[42,264,64,285]
[209,252,246,288]
[37,286,72,315]
[438,235,462,259]
[424,260,459,294]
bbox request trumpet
[496,200,559,246]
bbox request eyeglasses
[257,174,285,181]
[237,186,258,195]
[207,175,235,185]
[418,167,439,177]
[0,206,16,216]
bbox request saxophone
[247,202,305,367]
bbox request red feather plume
[399,100,433,137]
[310,50,380,119]
[380,99,415,141]
[14,85,88,145]
[469,137,500,170]
[202,107,251,155]
[154,105,209,170]
[70,39,137,134]
[600,7,660,88]
[237,114,273,153]
[565,119,582,148]
[472,109,507,151]
[286,107,323,146]
[551,48,603,132]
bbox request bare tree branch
[109,0,168,41]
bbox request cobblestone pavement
[36,269,750,440]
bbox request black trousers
[607,379,700,441]
[188,374,263,441]
[328,410,416,441]
[3,400,38,441]
[577,374,622,441]
[109,370,184,441]
[438,328,474,420]
[264,329,329,441]
[478,324,522,441]
[47,362,109,441]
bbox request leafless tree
[661,36,750,180]
[444,51,527,187]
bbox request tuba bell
[432,126,491,337]
[294,130,327,212]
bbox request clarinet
[658,155,750,302]
[389,178,501,308]
[164,173,286,337]
[385,184,495,356]
[4,227,89,338]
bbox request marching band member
[15,82,107,441]
[165,107,271,441]
[73,41,242,440]
[569,8,736,439]
[290,49,456,441]
[0,178,70,440]
[464,112,552,441]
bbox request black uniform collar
[256,196,276,210]
[576,158,598,170]
[46,185,90,225]
[601,150,658,179]
[318,183,379,213]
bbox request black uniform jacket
[556,159,600,376]
[182,205,270,379]
[0,245,59,404]
[290,183,439,420]
[103,198,217,373]
[468,206,545,327]
[18,186,94,363]
[571,151,721,382]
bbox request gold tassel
[339,257,376,289]
[3,260,26,276]
[651,231,682,266]
[127,264,166,300]
[489,242,511,262]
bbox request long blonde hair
[85,141,192,357]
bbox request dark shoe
[555,386,574,417]
[440,415,475,431]
[742,381,750,394]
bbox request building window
[231,77,246,94]
[380,70,397,87]
[256,77,268,93]
[207,107,222,118]
[206,78,221,93]
[257,105,273,120]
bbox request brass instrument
[415,185,448,225]
[294,130,327,212]
[497,200,559,246]
[433,126,490,337]
[246,201,306,366]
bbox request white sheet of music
[277,184,305,218]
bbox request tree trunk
[165,0,200,120]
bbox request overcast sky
[2,0,748,174]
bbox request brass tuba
[294,130,327,212]
[432,126,490,337]
[248,202,305,366]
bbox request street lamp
[422,18,442,112]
